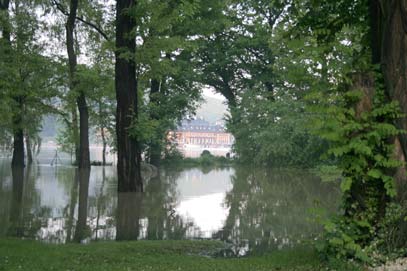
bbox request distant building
[172,118,234,148]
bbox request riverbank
[0,238,360,271]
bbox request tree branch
[51,0,110,41]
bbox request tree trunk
[149,78,161,167]
[77,92,90,169]
[371,0,407,198]
[71,107,80,164]
[11,98,25,168]
[0,0,10,42]
[101,126,107,166]
[25,133,33,165]
[98,101,107,166]
[115,0,143,192]
[66,0,90,169]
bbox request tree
[61,0,90,169]
[0,0,62,167]
[132,0,226,166]
[286,0,407,259]
[115,0,142,193]
[0,0,23,167]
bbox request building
[173,118,234,149]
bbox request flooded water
[0,157,340,255]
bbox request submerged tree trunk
[11,99,25,168]
[115,0,143,192]
[25,133,33,165]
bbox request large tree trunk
[369,0,407,199]
[66,0,90,169]
[115,0,143,192]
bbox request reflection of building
[173,119,234,148]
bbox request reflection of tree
[88,166,118,241]
[64,169,78,242]
[7,165,42,238]
[145,173,166,240]
[0,161,12,235]
[8,166,24,237]
[73,169,91,242]
[219,167,340,255]
[94,167,107,240]
[116,192,143,240]
[143,169,194,240]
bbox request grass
[0,238,362,271]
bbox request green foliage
[278,0,407,263]
[162,150,232,168]
[229,90,328,168]
[56,121,77,160]
[371,203,407,260]
[0,0,62,149]
[316,217,371,263]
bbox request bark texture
[370,0,407,197]
[115,0,143,192]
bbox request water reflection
[8,166,24,237]
[0,159,339,255]
[73,169,91,242]
[217,167,340,256]
[116,192,143,240]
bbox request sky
[202,87,225,100]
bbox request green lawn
[0,238,360,271]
